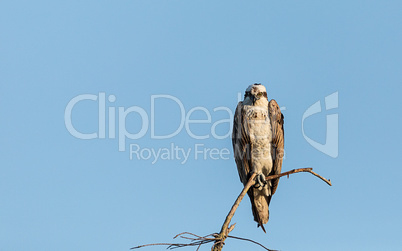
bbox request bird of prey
[232,83,284,233]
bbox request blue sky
[1,1,401,250]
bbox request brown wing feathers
[268,99,285,195]
[232,102,251,185]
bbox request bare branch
[265,167,332,186]
[228,223,236,233]
[227,235,277,251]
[212,172,257,251]
[131,242,186,249]
[212,167,330,251]
[130,232,217,250]
[131,167,331,251]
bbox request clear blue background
[1,1,401,250]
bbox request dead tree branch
[227,235,275,251]
[211,172,257,251]
[264,167,332,186]
[211,167,331,251]
[131,168,331,251]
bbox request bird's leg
[253,173,267,190]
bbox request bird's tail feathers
[249,188,271,233]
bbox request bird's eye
[257,92,263,97]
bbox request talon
[253,182,261,189]
[253,174,261,188]
[259,174,267,185]
[253,173,266,189]
[257,174,267,188]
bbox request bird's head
[244,83,268,106]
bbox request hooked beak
[251,95,260,105]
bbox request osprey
[232,83,284,233]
